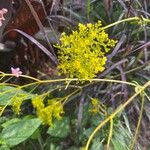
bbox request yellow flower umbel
[32,96,64,126]
[56,21,117,79]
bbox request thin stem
[38,136,44,150]
[102,17,140,30]
[130,94,145,150]
[106,118,113,149]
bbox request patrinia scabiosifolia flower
[32,96,64,126]
[56,21,117,79]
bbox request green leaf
[83,127,94,138]
[47,117,70,138]
[2,118,20,128]
[0,85,35,105]
[30,128,40,140]
[91,139,104,150]
[0,118,41,147]
[111,139,129,150]
[91,137,104,150]
[0,145,10,150]
[0,117,8,125]
[90,115,104,126]
[49,143,61,150]
[67,146,79,150]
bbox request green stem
[107,118,113,149]
[130,93,145,150]
[102,17,140,30]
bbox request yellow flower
[32,97,64,126]
[11,93,27,114]
[52,102,64,120]
[89,98,107,116]
[56,20,117,79]
[91,98,100,106]
[32,96,44,109]
[38,106,53,126]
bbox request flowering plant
[11,67,23,77]
[56,21,117,79]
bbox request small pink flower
[11,67,23,77]
[0,8,8,26]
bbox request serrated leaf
[0,118,41,147]
[47,117,70,138]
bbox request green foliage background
[0,0,150,150]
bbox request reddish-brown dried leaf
[4,0,51,40]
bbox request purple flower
[11,67,22,77]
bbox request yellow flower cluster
[56,21,117,79]
[89,98,107,116]
[11,93,27,114]
[32,96,64,126]
[89,98,100,114]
